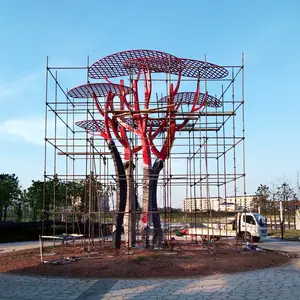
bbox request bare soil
[0,241,290,278]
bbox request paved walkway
[1,259,300,300]
[1,238,300,299]
[0,241,51,253]
[1,236,300,254]
[0,238,112,253]
[259,237,300,255]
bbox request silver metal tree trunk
[141,167,151,248]
[149,159,164,247]
[124,160,136,248]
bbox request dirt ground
[0,240,290,278]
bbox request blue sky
[0,0,299,207]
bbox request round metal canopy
[88,49,177,79]
[75,120,105,132]
[122,56,181,75]
[123,57,228,79]
[76,118,163,133]
[68,82,133,99]
[177,58,228,79]
[158,92,222,107]
[88,50,228,79]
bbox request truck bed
[189,227,237,237]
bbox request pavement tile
[1,258,300,299]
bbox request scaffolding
[43,50,246,257]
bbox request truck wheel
[242,232,251,242]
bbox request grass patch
[268,229,300,239]
[134,256,149,262]
[180,255,191,260]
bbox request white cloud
[0,86,16,100]
[0,71,42,101]
[0,116,45,145]
[0,114,68,146]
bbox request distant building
[220,202,236,211]
[226,195,254,211]
[183,197,221,212]
[183,195,255,212]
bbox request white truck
[183,212,267,242]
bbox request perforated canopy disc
[67,83,133,98]
[76,120,105,132]
[88,50,228,79]
[158,92,222,107]
[177,58,228,79]
[123,57,228,79]
[76,118,162,133]
[88,50,177,79]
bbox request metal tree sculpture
[68,82,140,249]
[88,50,179,247]
[115,80,210,246]
[88,50,228,247]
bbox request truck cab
[237,212,267,242]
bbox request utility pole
[280,184,286,240]
[280,200,284,239]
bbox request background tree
[297,172,300,202]
[275,182,297,229]
[27,180,45,222]
[26,177,112,223]
[251,184,270,215]
[0,173,21,221]
[12,189,28,222]
[26,178,65,222]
